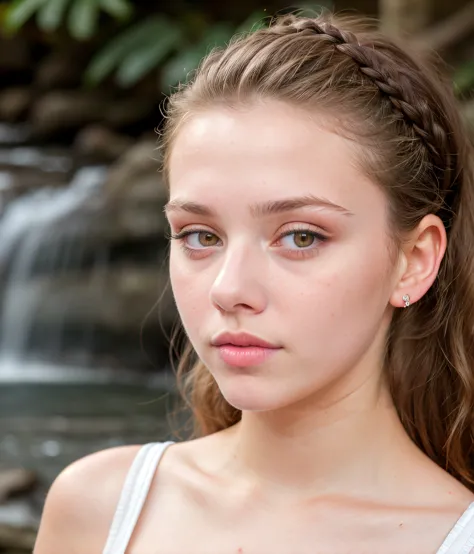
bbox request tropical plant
[84,11,270,89]
[0,1,358,91]
[2,0,133,39]
[454,60,474,96]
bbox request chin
[217,377,292,412]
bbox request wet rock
[100,139,168,247]
[0,469,37,503]
[30,91,110,138]
[30,267,175,332]
[104,138,164,202]
[0,36,31,75]
[0,523,36,551]
[0,123,32,146]
[74,124,133,161]
[0,167,68,212]
[103,98,156,130]
[35,52,83,90]
[0,89,32,122]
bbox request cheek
[169,253,209,332]
[283,242,393,354]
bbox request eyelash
[167,226,328,260]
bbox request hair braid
[285,18,457,197]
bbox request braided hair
[287,18,460,223]
[162,12,474,489]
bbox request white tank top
[101,442,474,554]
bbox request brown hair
[160,11,474,489]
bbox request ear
[390,214,447,308]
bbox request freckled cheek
[281,257,386,330]
[324,257,391,323]
[170,263,211,321]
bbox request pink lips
[211,332,281,368]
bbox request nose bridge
[210,238,265,311]
[216,239,256,287]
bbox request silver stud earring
[402,294,410,308]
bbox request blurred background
[0,0,472,550]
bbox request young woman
[34,10,474,554]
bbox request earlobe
[389,214,447,308]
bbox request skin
[34,100,474,554]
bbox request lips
[211,331,280,349]
[210,332,282,368]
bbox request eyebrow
[164,194,354,218]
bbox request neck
[224,373,419,501]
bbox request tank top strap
[102,441,175,554]
[436,502,474,554]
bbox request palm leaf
[3,0,47,32]
[116,24,183,87]
[68,0,100,40]
[161,22,234,89]
[85,15,179,85]
[98,0,132,20]
[37,0,69,31]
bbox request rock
[0,89,32,122]
[0,36,31,74]
[35,52,83,90]
[103,98,156,129]
[74,124,133,161]
[0,168,68,214]
[7,267,176,333]
[0,523,36,550]
[104,139,164,203]
[105,194,168,237]
[0,469,37,503]
[30,91,110,138]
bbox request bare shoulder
[33,444,143,554]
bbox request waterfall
[0,141,108,380]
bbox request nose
[209,244,267,315]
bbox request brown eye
[293,231,315,248]
[198,232,219,246]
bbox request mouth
[211,331,280,349]
[211,332,282,368]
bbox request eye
[169,229,221,249]
[186,231,220,248]
[278,229,326,249]
[281,230,317,249]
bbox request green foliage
[2,0,269,88]
[86,9,268,89]
[454,61,474,96]
[2,0,373,93]
[68,0,99,40]
[159,10,270,89]
[85,15,183,87]
[3,0,48,31]
[3,0,133,38]
[234,9,270,34]
[160,22,235,90]
[98,0,132,20]
[296,0,334,16]
[37,0,69,31]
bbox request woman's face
[166,100,400,412]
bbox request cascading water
[0,128,110,381]
[0,126,175,533]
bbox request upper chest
[125,489,464,554]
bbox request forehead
[167,100,385,216]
